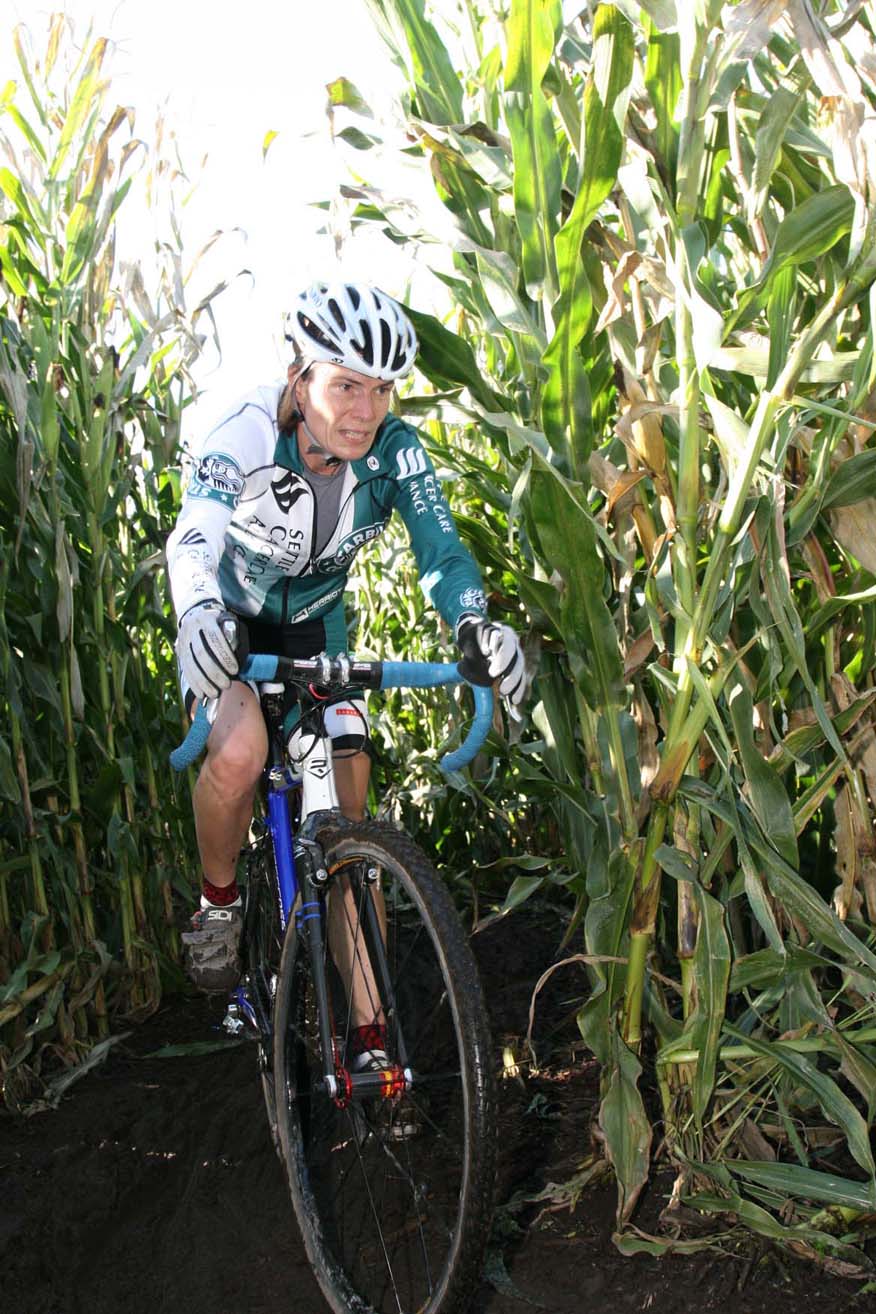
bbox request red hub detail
[379,1067,408,1099]
[333,1062,353,1108]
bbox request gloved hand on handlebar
[456,616,527,720]
[176,600,239,701]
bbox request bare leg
[327,751,387,1031]
[333,750,371,821]
[193,684,267,889]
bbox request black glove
[176,601,239,700]
[456,617,527,718]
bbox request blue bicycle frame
[171,656,494,1083]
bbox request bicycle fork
[294,842,413,1107]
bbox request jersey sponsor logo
[288,584,344,623]
[179,528,208,547]
[271,471,309,514]
[396,446,428,480]
[316,521,384,571]
[189,453,245,507]
[459,587,487,613]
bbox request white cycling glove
[456,617,527,718]
[176,600,239,701]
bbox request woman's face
[293,362,393,466]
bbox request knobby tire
[243,831,284,1150]
[272,819,496,1314]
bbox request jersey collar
[273,419,393,479]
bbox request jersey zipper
[300,471,390,577]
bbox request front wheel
[272,820,496,1314]
[242,831,284,1149]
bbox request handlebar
[169,655,493,775]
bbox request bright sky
[3,0,423,446]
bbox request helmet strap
[300,417,343,469]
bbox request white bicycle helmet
[288,282,418,381]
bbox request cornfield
[6,0,876,1270]
[0,17,224,1108]
[337,0,876,1265]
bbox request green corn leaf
[710,0,789,110]
[644,20,681,184]
[543,4,632,474]
[599,1025,652,1226]
[0,165,46,231]
[50,36,108,180]
[766,264,796,391]
[504,0,562,300]
[12,25,48,127]
[405,308,510,414]
[474,248,548,344]
[534,662,584,784]
[807,586,876,641]
[54,525,73,644]
[753,514,847,767]
[579,850,635,1068]
[614,0,674,29]
[729,942,844,994]
[652,844,696,882]
[5,101,47,162]
[711,345,858,381]
[723,1022,875,1180]
[40,373,60,468]
[424,121,512,189]
[726,677,798,869]
[734,185,855,325]
[833,1031,876,1124]
[497,874,546,914]
[822,448,876,510]
[679,222,725,370]
[753,838,876,982]
[675,778,784,952]
[683,883,731,1123]
[326,77,374,118]
[750,85,801,221]
[688,1184,868,1259]
[526,453,626,711]
[702,391,752,483]
[107,813,140,869]
[728,1160,876,1212]
[728,946,785,992]
[366,0,463,125]
[0,734,20,803]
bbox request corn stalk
[0,15,224,1105]
[339,0,876,1258]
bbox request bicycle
[171,651,498,1314]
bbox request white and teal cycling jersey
[166,383,488,638]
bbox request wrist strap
[178,597,223,624]
[455,612,486,641]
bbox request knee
[203,729,265,796]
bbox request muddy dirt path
[1,910,866,1314]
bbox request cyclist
[167,281,526,1009]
